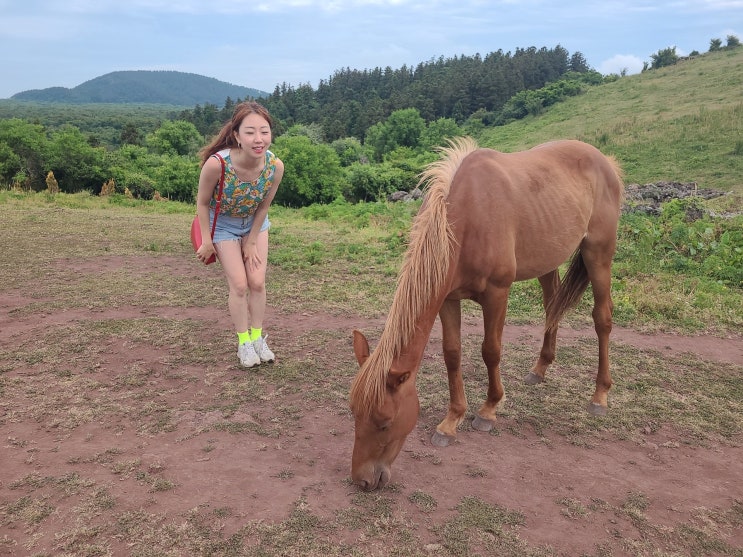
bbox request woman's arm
[194,155,222,261]
[242,158,285,267]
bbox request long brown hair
[198,101,274,165]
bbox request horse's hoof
[431,431,455,447]
[524,371,544,385]
[472,415,495,432]
[587,402,608,417]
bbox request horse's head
[349,330,419,491]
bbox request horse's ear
[352,330,370,366]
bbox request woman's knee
[247,277,266,293]
[228,278,250,298]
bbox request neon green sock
[237,330,251,345]
[249,327,263,342]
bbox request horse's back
[446,140,623,282]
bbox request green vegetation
[1,187,739,334]
[1,49,742,208]
[0,101,181,147]
[618,198,742,286]
[479,49,743,191]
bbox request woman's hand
[242,241,262,270]
[196,241,216,263]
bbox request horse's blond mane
[350,137,479,416]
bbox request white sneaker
[238,341,260,368]
[253,335,275,363]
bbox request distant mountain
[11,70,268,105]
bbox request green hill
[11,70,267,106]
[478,49,743,194]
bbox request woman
[195,101,284,368]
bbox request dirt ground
[1,256,742,556]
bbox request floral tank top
[211,148,278,218]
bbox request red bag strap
[210,153,226,239]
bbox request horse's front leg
[472,286,509,432]
[431,298,466,447]
[525,270,560,385]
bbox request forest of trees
[180,45,592,142]
[1,39,739,207]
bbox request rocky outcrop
[387,188,424,202]
[623,181,726,215]
[389,181,732,220]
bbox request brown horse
[349,138,624,491]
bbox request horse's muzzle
[352,464,391,491]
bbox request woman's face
[234,113,272,159]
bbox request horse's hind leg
[432,298,467,447]
[472,286,509,432]
[525,270,560,385]
[582,246,615,416]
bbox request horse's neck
[385,293,445,376]
[384,194,455,375]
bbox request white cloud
[598,54,645,75]
[55,0,423,14]
[697,0,743,8]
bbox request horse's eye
[376,420,391,432]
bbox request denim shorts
[211,211,270,244]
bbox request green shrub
[617,199,743,287]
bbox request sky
[1,0,742,100]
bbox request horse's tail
[545,250,590,332]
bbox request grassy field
[479,48,743,195]
[3,189,739,334]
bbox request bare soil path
[1,266,742,556]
